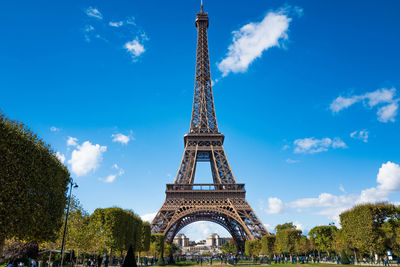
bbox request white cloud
[50,126,60,132]
[109,21,123,27]
[68,141,107,177]
[67,136,78,147]
[101,164,125,183]
[350,130,369,143]
[294,221,304,231]
[86,7,103,20]
[104,174,116,183]
[265,197,283,214]
[268,161,400,224]
[329,96,361,113]
[330,88,398,122]
[377,102,398,122]
[286,158,299,164]
[124,40,145,60]
[293,137,347,154]
[111,133,131,144]
[217,8,294,76]
[141,212,157,222]
[55,152,65,164]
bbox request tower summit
[151,4,267,251]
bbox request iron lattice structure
[151,5,268,251]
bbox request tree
[220,240,237,254]
[296,236,311,256]
[340,203,397,259]
[141,222,151,252]
[308,225,338,256]
[151,234,165,264]
[0,112,70,247]
[261,235,275,257]
[90,207,143,257]
[275,222,297,232]
[244,240,252,257]
[275,228,302,256]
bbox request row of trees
[242,203,400,262]
[40,198,151,263]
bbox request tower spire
[201,0,203,13]
[191,2,217,134]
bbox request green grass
[164,263,361,267]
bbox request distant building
[205,233,230,248]
[174,233,232,255]
[173,233,189,248]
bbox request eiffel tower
[151,3,268,251]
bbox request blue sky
[2,0,400,241]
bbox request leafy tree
[308,225,338,256]
[220,240,237,254]
[275,222,297,232]
[275,228,302,256]
[261,235,275,257]
[151,234,165,264]
[296,236,311,256]
[251,240,262,257]
[90,208,143,257]
[0,112,70,247]
[244,240,252,257]
[141,222,151,252]
[340,203,397,259]
[4,241,39,261]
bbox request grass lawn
[164,264,352,267]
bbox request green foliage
[151,234,165,264]
[308,225,338,255]
[296,235,311,255]
[340,249,351,264]
[90,207,143,254]
[220,240,237,254]
[275,228,302,255]
[0,112,70,243]
[275,222,296,232]
[244,240,251,257]
[261,235,275,256]
[340,202,398,255]
[141,222,151,252]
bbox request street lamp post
[60,178,78,267]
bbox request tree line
[240,203,400,263]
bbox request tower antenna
[201,0,203,12]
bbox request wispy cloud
[264,161,400,224]
[330,88,398,122]
[109,21,123,27]
[286,158,299,164]
[217,6,302,77]
[293,137,347,154]
[350,130,369,143]
[67,136,78,147]
[50,126,60,132]
[111,133,132,145]
[86,7,103,20]
[101,164,125,183]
